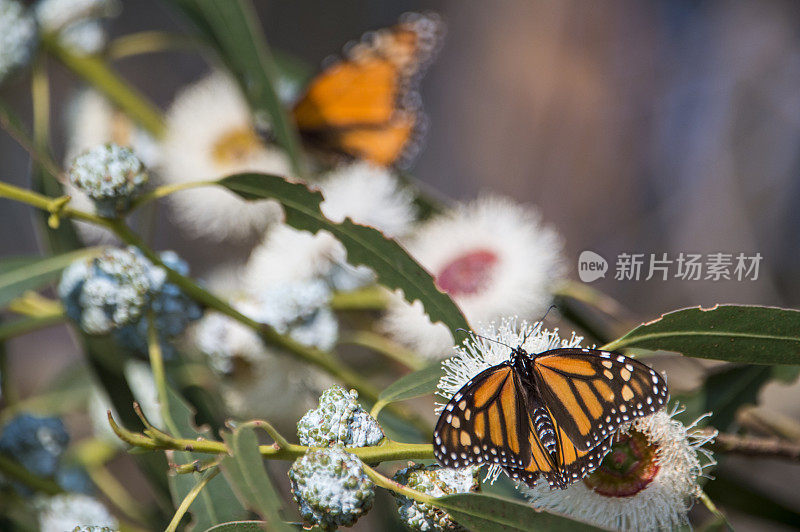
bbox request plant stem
[0,312,66,341]
[147,315,179,438]
[0,454,63,495]
[0,99,63,180]
[0,182,429,432]
[42,33,166,138]
[129,180,215,210]
[698,490,732,530]
[109,412,434,463]
[702,429,800,461]
[330,286,389,311]
[339,331,426,371]
[0,181,109,225]
[737,406,800,442]
[166,468,220,532]
[361,462,437,505]
[107,31,202,60]
[31,55,51,151]
[87,464,150,523]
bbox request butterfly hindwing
[532,348,668,452]
[434,365,533,470]
[547,411,615,488]
[292,12,442,166]
[500,404,613,489]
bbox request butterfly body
[434,346,668,489]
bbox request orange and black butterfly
[434,345,668,489]
[292,12,443,167]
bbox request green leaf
[167,389,248,530]
[220,426,291,532]
[604,305,800,365]
[220,173,470,343]
[164,0,304,174]
[204,522,268,532]
[677,363,794,431]
[433,493,601,532]
[379,363,443,404]
[0,248,101,308]
[81,334,173,509]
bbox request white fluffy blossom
[524,407,716,531]
[38,493,118,532]
[319,161,417,238]
[245,224,376,292]
[0,0,37,84]
[160,72,293,240]
[188,269,333,428]
[35,0,119,54]
[65,89,160,168]
[382,196,565,360]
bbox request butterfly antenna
[521,305,559,344]
[456,328,514,350]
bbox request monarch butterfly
[434,345,668,489]
[292,12,443,167]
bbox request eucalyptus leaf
[167,389,247,530]
[220,427,291,532]
[434,493,601,532]
[220,173,470,343]
[677,363,794,431]
[82,334,172,507]
[605,305,800,365]
[0,248,101,308]
[379,363,443,404]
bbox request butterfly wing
[292,12,442,166]
[547,414,614,488]
[532,349,668,452]
[434,364,538,470]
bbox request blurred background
[2,1,800,529]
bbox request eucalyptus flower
[383,196,565,360]
[297,385,384,448]
[288,446,375,531]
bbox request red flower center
[583,430,660,498]
[436,250,498,296]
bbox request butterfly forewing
[434,365,535,470]
[532,349,668,452]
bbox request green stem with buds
[0,181,427,433]
[108,412,434,464]
[361,462,437,506]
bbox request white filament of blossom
[159,72,292,240]
[319,161,418,238]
